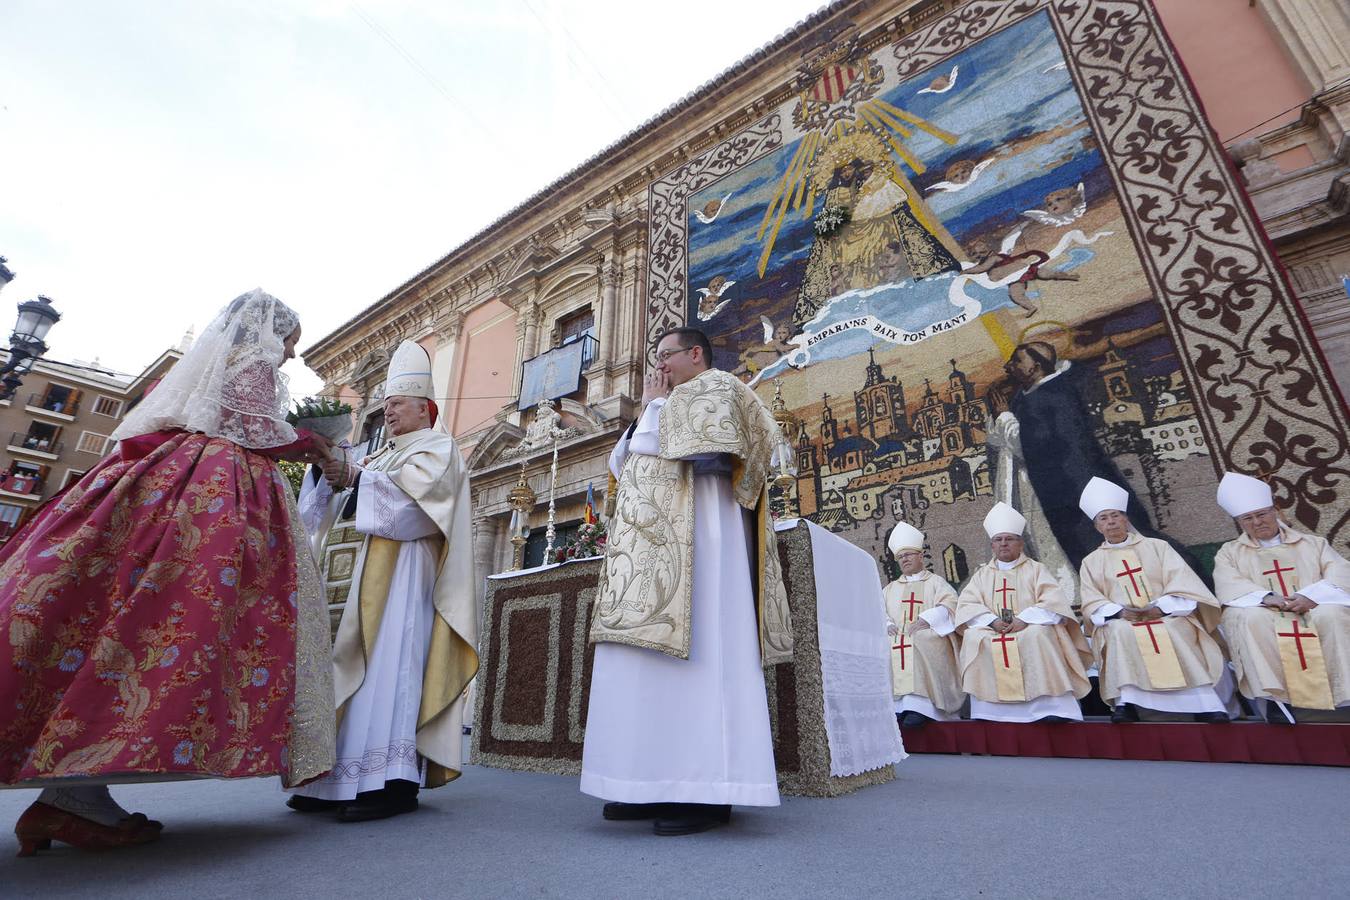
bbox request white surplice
[292,469,440,801]
[580,400,780,807]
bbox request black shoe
[1266,703,1296,726]
[336,779,419,823]
[1111,704,1139,724]
[602,802,680,821]
[1036,715,1074,724]
[336,795,418,823]
[1194,711,1230,723]
[286,795,345,813]
[898,711,934,729]
[652,804,731,836]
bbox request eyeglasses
[655,347,696,363]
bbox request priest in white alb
[583,326,793,837]
[883,521,964,728]
[1213,472,1350,723]
[288,341,479,821]
[955,502,1091,723]
[1077,477,1229,723]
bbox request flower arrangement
[554,520,607,563]
[812,203,850,237]
[287,397,354,442]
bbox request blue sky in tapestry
[687,10,1113,374]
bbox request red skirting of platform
[900,722,1350,766]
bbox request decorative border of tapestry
[644,0,1349,578]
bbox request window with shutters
[76,431,111,456]
[93,396,123,417]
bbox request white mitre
[386,340,434,399]
[1217,471,1273,518]
[1079,476,1129,520]
[888,521,924,555]
[983,502,1027,539]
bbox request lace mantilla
[113,288,300,449]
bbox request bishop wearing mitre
[883,522,963,727]
[1077,477,1229,723]
[1213,472,1350,723]
[955,502,1091,723]
[288,341,479,821]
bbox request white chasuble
[581,398,780,807]
[1079,534,1226,712]
[1215,526,1350,709]
[882,573,963,716]
[954,556,1091,722]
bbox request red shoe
[14,802,160,857]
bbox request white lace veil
[113,288,301,449]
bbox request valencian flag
[583,482,595,524]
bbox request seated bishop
[955,503,1092,723]
[1213,472,1350,723]
[883,522,964,728]
[1077,477,1229,723]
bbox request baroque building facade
[299,0,1350,607]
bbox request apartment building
[0,347,181,544]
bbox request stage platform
[900,719,1350,767]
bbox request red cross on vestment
[994,579,1015,612]
[1263,559,1296,596]
[992,631,1016,669]
[1116,558,1145,597]
[1276,618,1318,671]
[1132,619,1165,654]
[892,633,911,669]
[901,591,924,622]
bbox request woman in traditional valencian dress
[0,289,335,856]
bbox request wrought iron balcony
[10,431,63,455]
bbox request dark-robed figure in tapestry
[994,340,1202,576]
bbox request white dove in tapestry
[1020,182,1087,227]
[1042,61,1067,73]
[926,157,995,193]
[694,192,734,225]
[917,65,959,95]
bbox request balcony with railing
[9,430,64,457]
[0,471,45,499]
[25,391,79,420]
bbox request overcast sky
[0,0,824,395]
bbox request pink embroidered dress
[0,290,334,788]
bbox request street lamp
[0,295,61,401]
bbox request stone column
[471,512,499,637]
[592,258,619,400]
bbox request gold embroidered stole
[987,568,1025,701]
[1254,547,1305,597]
[990,630,1026,702]
[1273,611,1334,709]
[1105,548,1185,688]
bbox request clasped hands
[990,617,1028,634]
[297,432,357,490]
[1262,593,1317,615]
[1119,606,1165,623]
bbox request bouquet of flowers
[287,396,355,443]
[812,203,850,237]
[554,520,607,563]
